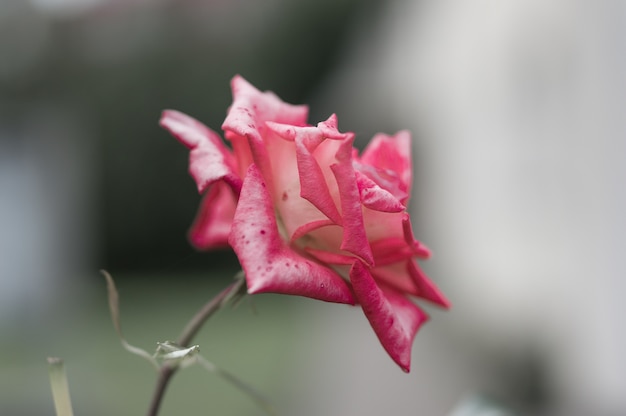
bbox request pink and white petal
[298,223,344,254]
[370,238,418,267]
[226,76,309,132]
[226,133,254,180]
[160,110,242,194]
[291,219,336,243]
[189,181,237,250]
[402,213,432,259]
[305,247,356,266]
[262,125,338,240]
[222,75,309,186]
[294,136,343,224]
[331,137,374,266]
[269,114,348,145]
[228,164,355,304]
[362,208,405,244]
[265,115,357,246]
[360,130,412,195]
[368,215,429,266]
[371,260,420,296]
[350,261,428,372]
[407,260,451,308]
[315,114,351,141]
[267,116,348,226]
[356,171,405,213]
[353,162,408,206]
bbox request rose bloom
[160,76,449,372]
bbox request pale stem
[47,357,75,416]
[145,276,246,416]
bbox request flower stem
[145,274,246,416]
[47,357,74,416]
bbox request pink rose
[160,75,450,372]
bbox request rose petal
[189,181,237,250]
[267,115,348,228]
[401,213,432,259]
[359,131,412,202]
[263,122,339,242]
[360,212,428,264]
[291,219,336,243]
[350,260,428,372]
[228,164,355,304]
[331,136,375,266]
[370,239,420,267]
[222,75,308,184]
[305,247,356,265]
[160,109,242,195]
[407,260,451,308]
[361,205,404,244]
[356,171,406,212]
[371,261,420,296]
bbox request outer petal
[407,260,451,308]
[358,130,412,205]
[371,261,421,296]
[371,240,422,267]
[367,212,431,265]
[356,171,405,213]
[188,181,237,250]
[160,109,242,195]
[359,131,412,201]
[228,164,355,304]
[401,213,432,259]
[350,261,428,372]
[361,210,402,245]
[222,75,308,184]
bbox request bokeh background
[1,0,625,415]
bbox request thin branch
[145,275,246,416]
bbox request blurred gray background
[1,0,625,415]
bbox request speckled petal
[371,261,420,296]
[222,75,308,185]
[228,164,355,304]
[331,137,375,266]
[407,260,451,308]
[267,115,348,230]
[356,171,405,212]
[350,260,428,372]
[189,181,237,249]
[401,213,432,259]
[160,109,242,194]
[359,131,412,203]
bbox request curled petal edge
[188,181,237,250]
[228,164,355,305]
[160,109,242,195]
[267,116,348,226]
[407,260,451,309]
[360,130,412,198]
[222,75,308,193]
[331,137,375,266]
[350,260,428,372]
[356,171,406,213]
